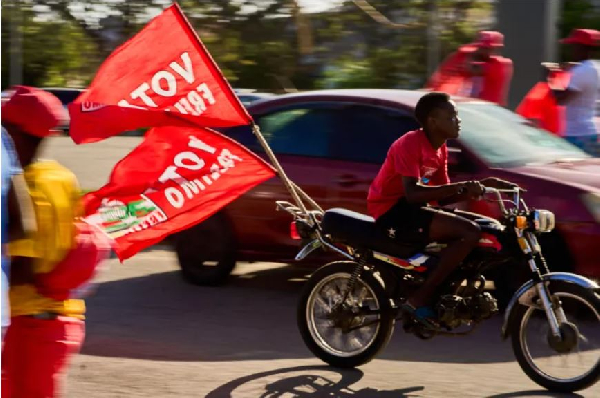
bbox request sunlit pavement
[65,251,599,397]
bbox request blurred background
[2,0,599,107]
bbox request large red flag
[69,3,251,144]
[83,126,275,260]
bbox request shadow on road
[81,264,515,364]
[205,365,425,397]
[486,390,584,398]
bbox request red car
[172,89,600,291]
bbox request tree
[317,0,492,89]
[558,0,600,61]
[3,0,493,91]
[1,3,99,89]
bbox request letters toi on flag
[69,4,251,143]
[83,126,275,260]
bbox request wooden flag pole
[173,2,321,214]
[251,123,322,213]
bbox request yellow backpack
[8,160,82,270]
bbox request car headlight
[582,193,600,224]
[532,209,555,233]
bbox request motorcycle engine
[436,295,470,329]
[436,292,499,329]
[467,292,499,321]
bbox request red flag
[516,70,570,136]
[69,4,251,144]
[82,126,275,260]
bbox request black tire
[297,261,395,368]
[510,281,600,393]
[173,212,237,286]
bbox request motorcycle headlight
[532,209,555,233]
[582,193,600,224]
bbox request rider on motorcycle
[367,91,518,329]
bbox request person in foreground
[367,92,518,329]
[1,86,112,398]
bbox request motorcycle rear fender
[501,272,599,340]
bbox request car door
[327,104,420,214]
[225,103,339,256]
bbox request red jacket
[516,70,570,136]
[426,45,513,106]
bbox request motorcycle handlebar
[483,187,523,214]
[483,187,521,195]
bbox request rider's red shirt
[367,129,449,219]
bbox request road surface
[64,251,599,397]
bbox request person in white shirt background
[549,28,600,157]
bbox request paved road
[41,135,144,190]
[64,252,599,398]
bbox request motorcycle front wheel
[510,281,600,393]
[297,261,395,368]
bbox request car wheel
[173,212,237,286]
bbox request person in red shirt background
[426,31,513,106]
[368,92,517,328]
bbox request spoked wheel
[297,261,395,368]
[510,281,600,392]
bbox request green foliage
[559,0,600,37]
[558,0,600,61]
[8,0,591,92]
[318,0,489,89]
[1,4,99,89]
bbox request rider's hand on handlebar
[459,181,486,199]
[480,177,522,191]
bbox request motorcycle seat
[321,208,420,259]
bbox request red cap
[1,86,67,137]
[475,31,504,48]
[560,29,600,46]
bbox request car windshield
[457,102,590,167]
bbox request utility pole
[426,0,440,78]
[497,0,560,109]
[10,0,24,86]
[292,0,313,55]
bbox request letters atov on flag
[83,126,275,261]
[69,3,251,144]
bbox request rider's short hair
[415,92,451,126]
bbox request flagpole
[175,2,322,214]
[291,181,323,213]
[251,123,322,213]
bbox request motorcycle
[277,187,599,393]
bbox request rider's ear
[426,115,435,130]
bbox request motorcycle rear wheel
[297,261,395,368]
[510,281,600,393]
